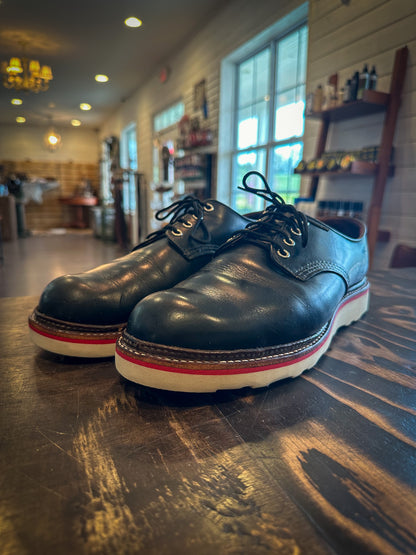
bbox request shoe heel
[336,285,369,332]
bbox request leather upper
[270,216,368,287]
[126,214,369,351]
[37,199,251,325]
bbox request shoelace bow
[133,195,212,250]
[225,171,308,256]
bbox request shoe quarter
[270,222,368,288]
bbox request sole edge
[115,286,370,392]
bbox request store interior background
[0,0,415,273]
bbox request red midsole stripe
[29,321,117,345]
[117,286,369,376]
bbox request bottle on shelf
[312,85,323,112]
[350,71,359,101]
[305,92,314,116]
[295,160,307,173]
[357,64,370,100]
[343,79,352,103]
[369,66,377,90]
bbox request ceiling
[0,0,231,129]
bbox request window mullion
[267,39,277,185]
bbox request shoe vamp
[129,245,347,350]
[38,239,210,325]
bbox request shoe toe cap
[38,274,117,325]
[125,287,288,350]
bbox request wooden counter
[59,196,98,228]
[0,269,415,554]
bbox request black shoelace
[223,171,308,257]
[133,195,212,251]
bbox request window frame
[231,23,308,210]
[217,4,309,209]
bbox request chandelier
[1,56,53,93]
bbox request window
[153,101,185,133]
[152,101,185,183]
[120,123,138,214]
[227,23,308,213]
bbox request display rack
[303,46,408,266]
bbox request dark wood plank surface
[1,269,415,554]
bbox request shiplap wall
[305,0,416,268]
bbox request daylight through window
[232,24,308,213]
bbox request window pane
[237,100,269,149]
[153,101,184,132]
[298,26,308,82]
[238,58,254,106]
[274,24,307,144]
[275,88,305,141]
[276,31,299,92]
[127,129,138,170]
[254,48,270,100]
[238,48,270,107]
[270,142,303,204]
[231,149,266,212]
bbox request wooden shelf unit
[306,46,408,266]
[308,89,390,122]
[296,160,395,178]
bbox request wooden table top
[59,196,98,206]
[1,269,415,554]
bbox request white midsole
[29,328,116,358]
[115,289,369,392]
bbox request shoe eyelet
[171,229,183,237]
[277,248,290,258]
[290,227,301,236]
[183,221,192,228]
[204,202,214,212]
[283,237,295,247]
[192,214,198,220]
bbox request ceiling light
[124,17,142,28]
[71,119,81,126]
[80,103,91,111]
[11,98,22,105]
[1,55,52,93]
[44,128,62,151]
[95,74,109,83]
[16,116,26,123]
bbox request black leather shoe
[29,197,252,357]
[115,172,369,392]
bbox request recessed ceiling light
[16,116,26,123]
[71,119,81,127]
[124,16,142,28]
[11,98,22,105]
[80,103,91,111]
[95,74,109,83]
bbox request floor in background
[0,232,127,298]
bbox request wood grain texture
[0,269,415,554]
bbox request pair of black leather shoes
[29,172,369,392]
